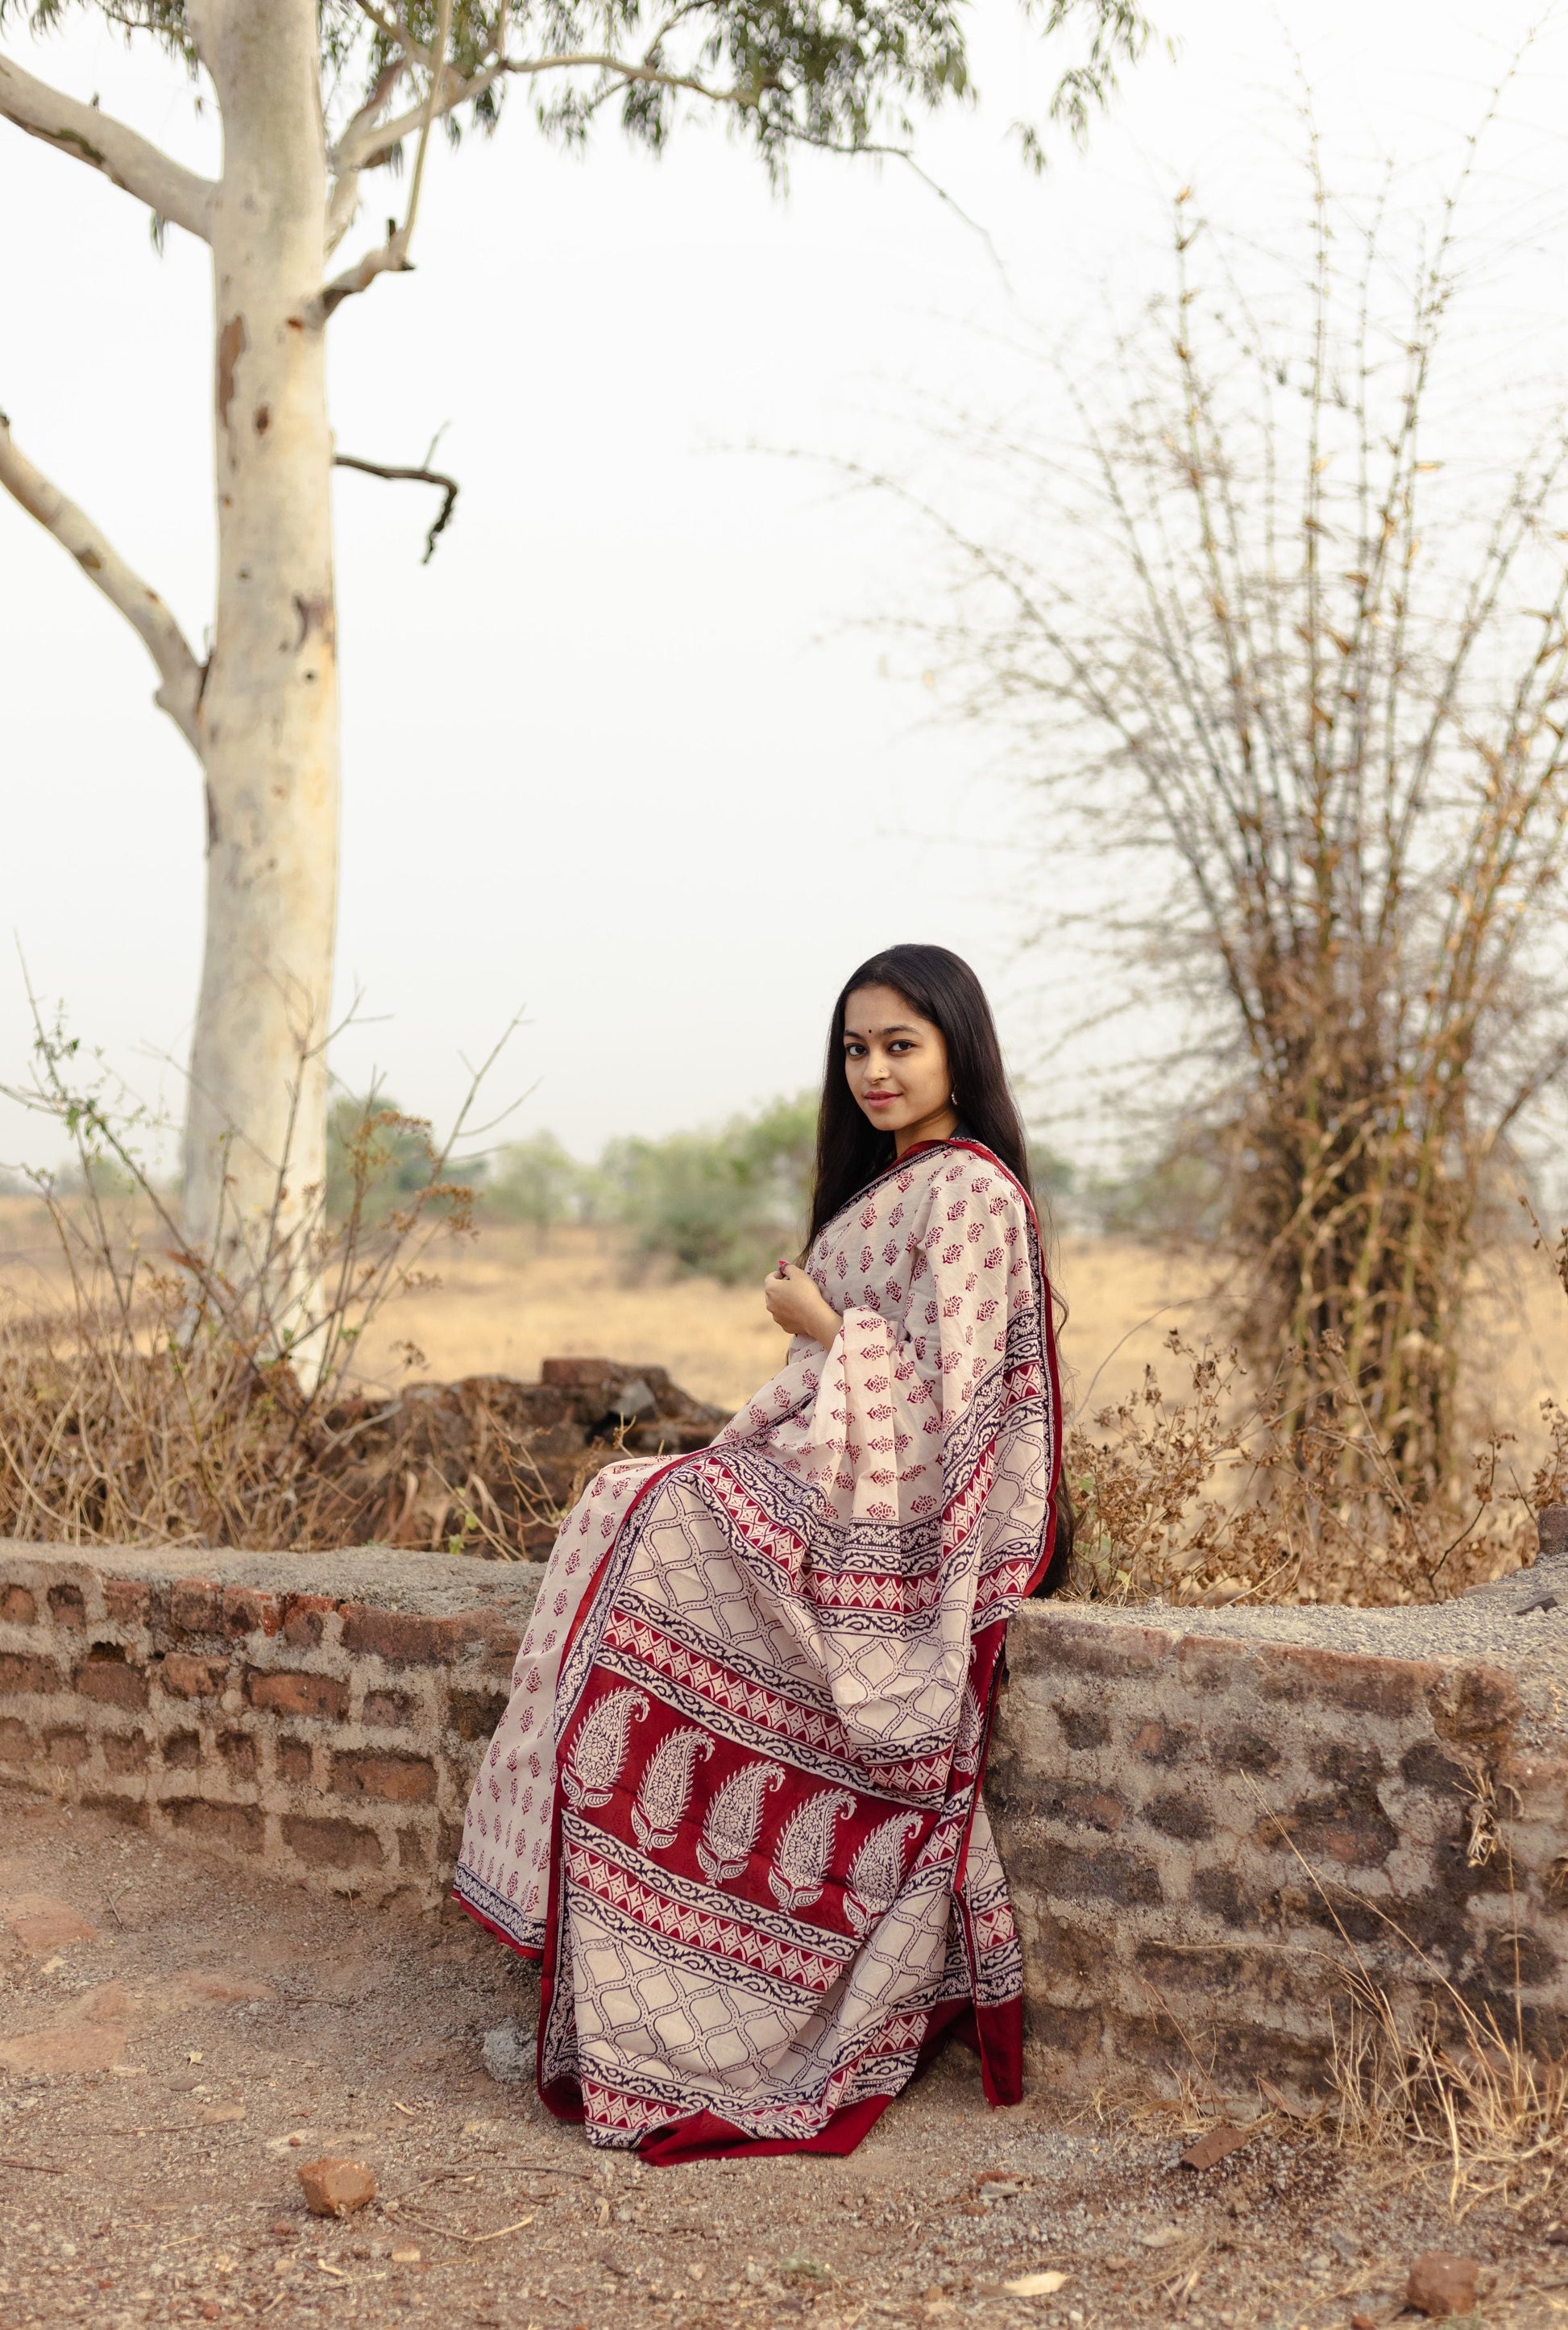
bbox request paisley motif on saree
[453,1136,1061,2158]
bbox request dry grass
[0,1194,1562,1590]
[1329,1975,1568,2218]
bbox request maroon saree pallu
[454,1136,1061,2157]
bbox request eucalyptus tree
[0,0,1151,1347]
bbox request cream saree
[454,1136,1060,2157]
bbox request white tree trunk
[183,0,338,1320]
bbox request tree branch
[312,219,413,322]
[0,410,205,753]
[335,47,759,179]
[333,448,458,563]
[326,55,409,254]
[0,51,214,240]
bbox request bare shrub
[1064,1328,1530,1605]
[0,1014,558,1555]
[889,118,1568,1506]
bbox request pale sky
[3,0,1566,1174]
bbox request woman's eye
[890,1040,914,1053]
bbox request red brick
[0,1717,33,1761]
[0,1651,62,1697]
[282,1815,384,1871]
[164,1732,201,1769]
[0,1586,36,1625]
[161,1652,228,1700]
[81,1792,147,1828]
[170,1580,222,1636]
[363,1689,417,1728]
[1143,1791,1213,1842]
[277,1738,313,1784]
[474,1614,526,1673]
[218,1731,258,1780]
[1016,1609,1174,1680]
[541,1356,618,1387]
[1254,1644,1429,1719]
[282,1596,334,1650]
[43,1728,90,1767]
[1253,1794,1396,1869]
[332,1750,437,1805]
[397,1825,433,1869]
[1131,1720,1192,1765]
[222,1586,283,1639]
[447,1688,507,1742]
[339,1607,467,1666]
[247,1670,349,1722]
[1426,1666,1521,1743]
[167,1800,264,1854]
[103,1578,151,1625]
[74,1654,148,1710]
[1031,1779,1126,1834]
[47,1583,87,1629]
[103,1732,150,1775]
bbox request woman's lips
[865,1091,898,1107]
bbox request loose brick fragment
[1404,2252,1478,2318]
[297,2157,376,2217]
[1179,2121,1255,2171]
[0,2024,127,2077]
[0,1893,99,1949]
[541,1356,619,1387]
[103,1578,151,1624]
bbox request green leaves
[2,0,1157,176]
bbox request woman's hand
[764,1261,842,1349]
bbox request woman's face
[842,984,956,1147]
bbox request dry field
[1,1196,1564,1455]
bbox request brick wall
[989,1584,1568,2090]
[0,1545,533,1912]
[2,1539,1562,2091]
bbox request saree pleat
[454,1136,1061,2155]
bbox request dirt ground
[0,1791,1559,2330]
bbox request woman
[454,944,1064,2159]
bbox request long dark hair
[805,945,1033,1249]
